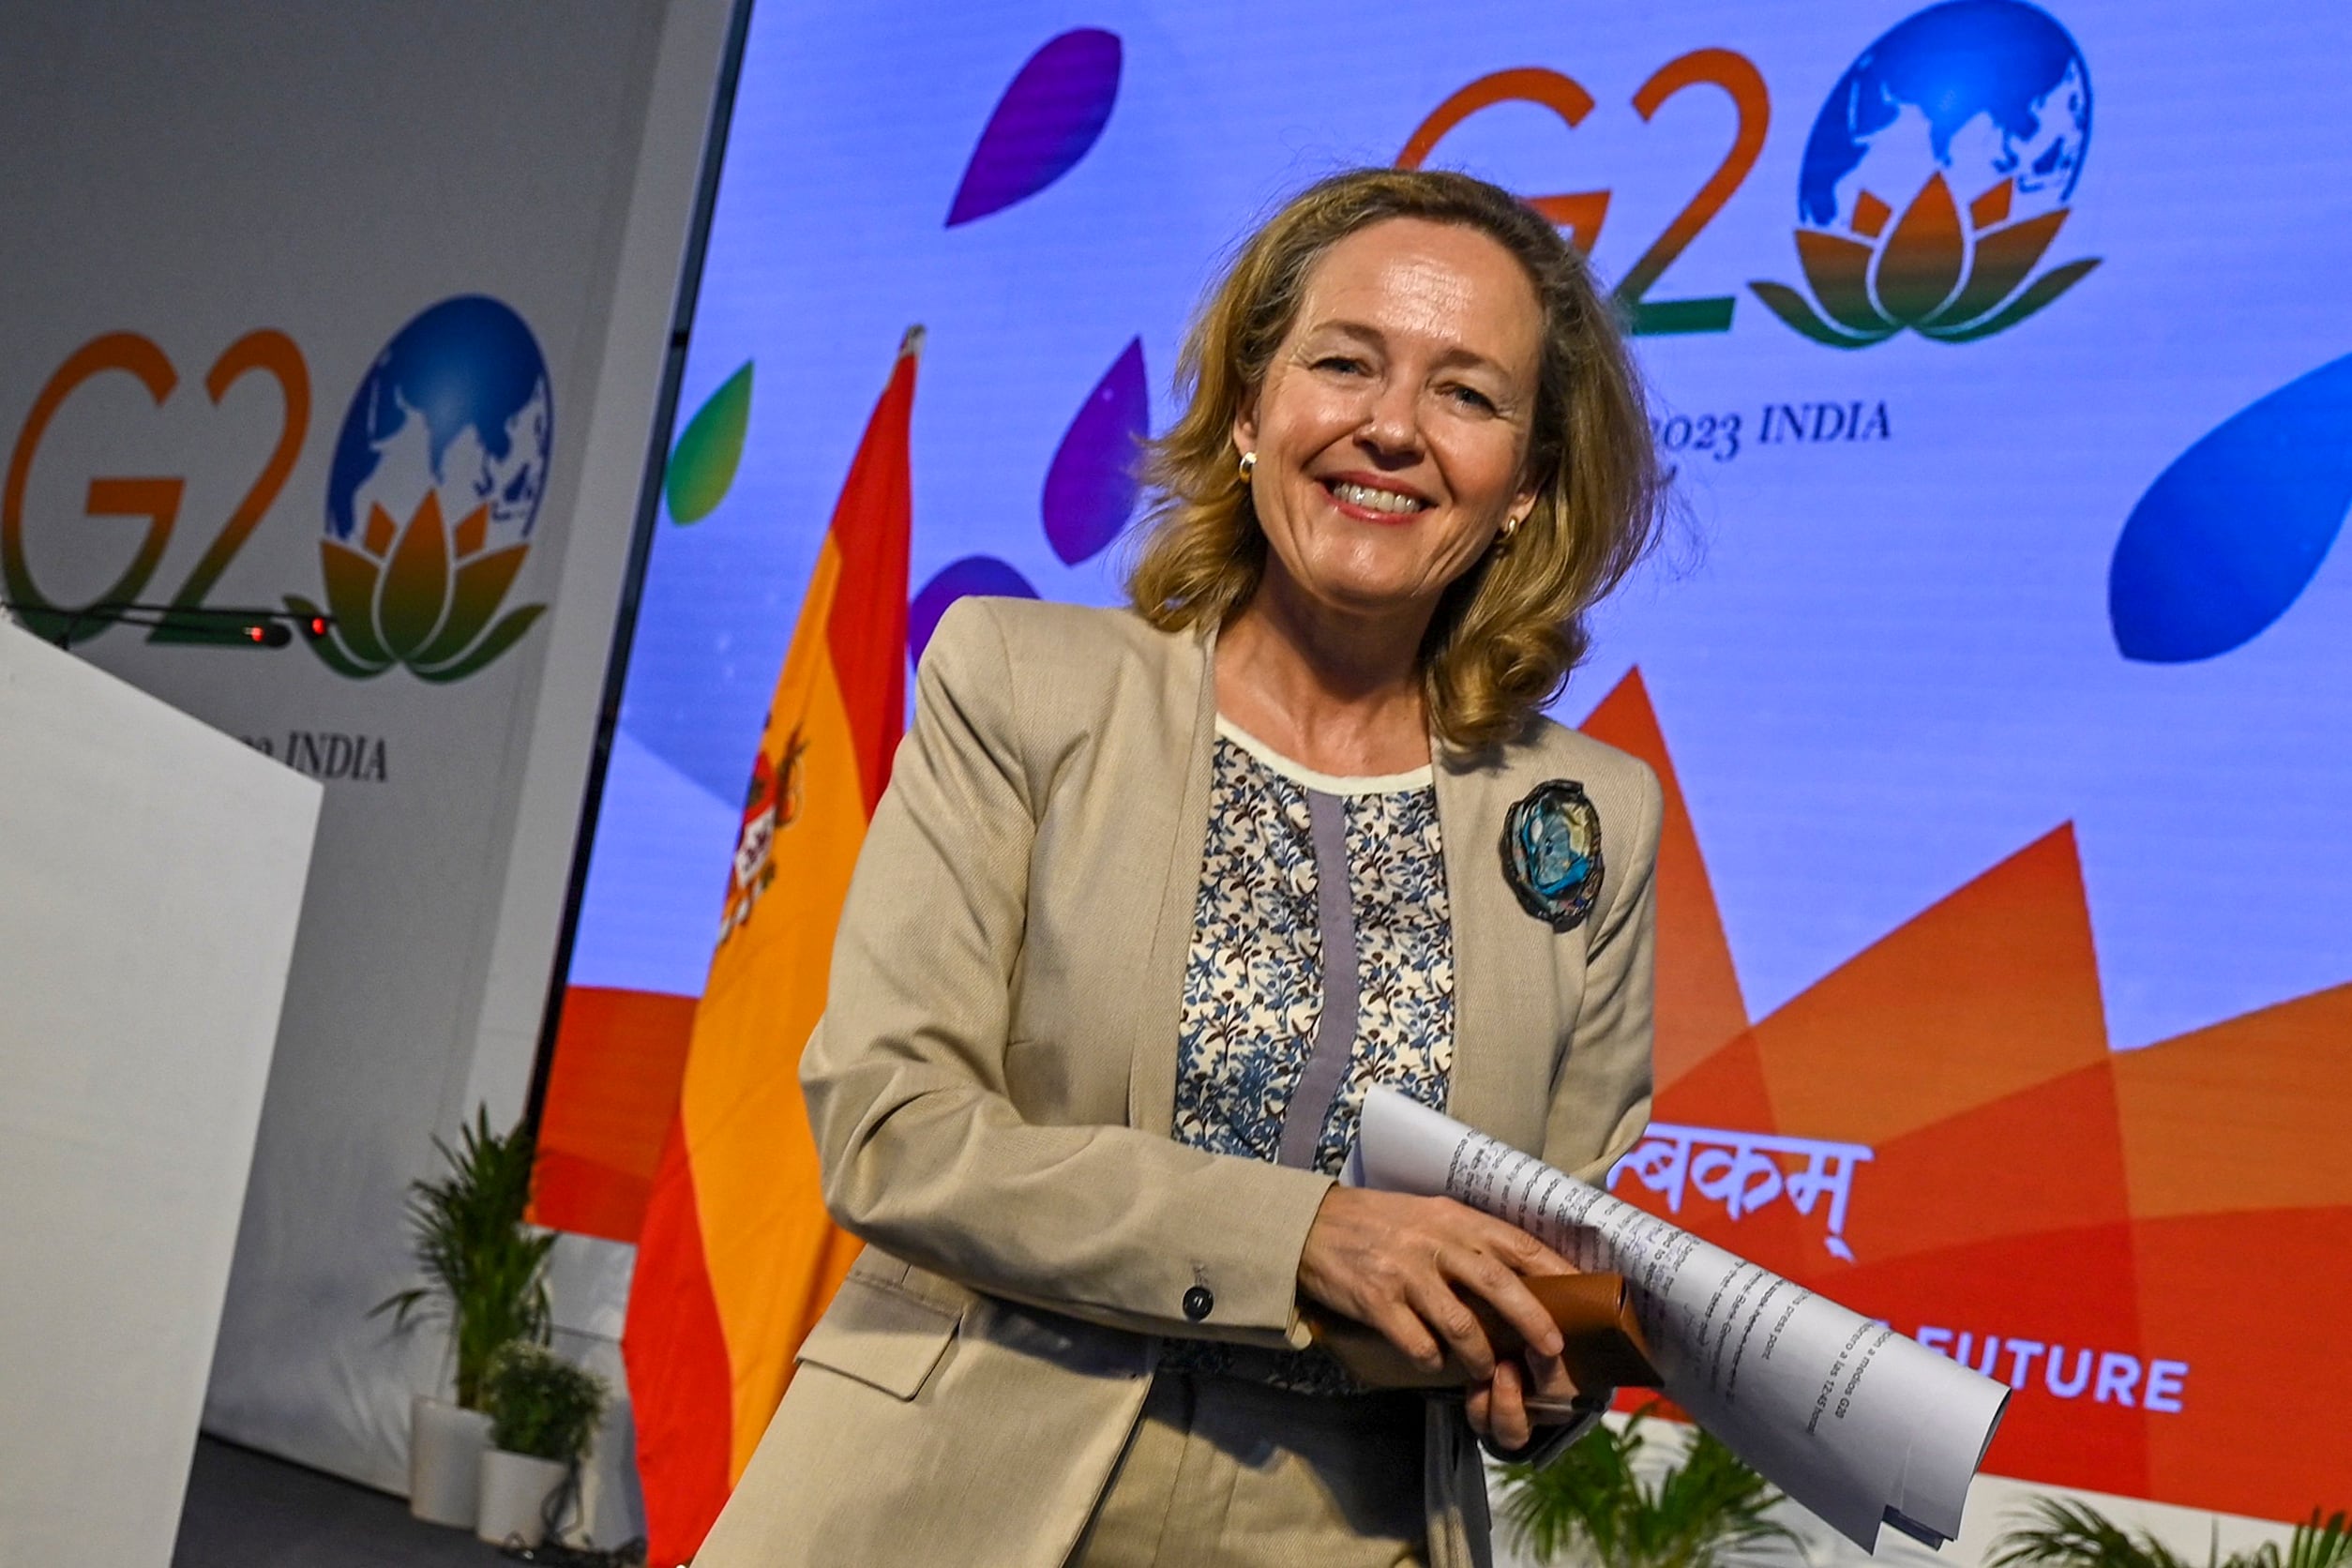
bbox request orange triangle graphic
[1577,671,2352,1524]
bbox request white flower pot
[476,1448,571,1547]
[407,1395,492,1527]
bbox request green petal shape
[667,360,752,524]
[411,545,529,669]
[1794,233,1892,336]
[283,594,390,677]
[377,494,453,660]
[1746,282,1892,349]
[1873,173,1966,325]
[412,603,546,683]
[1918,258,2101,343]
[318,542,396,667]
[1924,209,2069,331]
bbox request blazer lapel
[1111,638,1564,1153]
[1436,742,1566,1149]
[1125,624,1219,1135]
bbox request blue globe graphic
[326,295,551,548]
[1799,0,2090,232]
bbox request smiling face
[1234,217,1545,629]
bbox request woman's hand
[1297,1185,1572,1381]
[1467,1343,1584,1452]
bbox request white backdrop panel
[0,620,319,1568]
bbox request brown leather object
[1305,1271,1663,1392]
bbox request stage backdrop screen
[539,0,2352,1523]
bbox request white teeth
[1329,481,1426,514]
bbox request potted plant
[1991,1498,2351,1568]
[475,1340,611,1548]
[1497,1404,1802,1568]
[372,1107,554,1527]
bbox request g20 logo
[3,330,311,647]
[3,294,551,681]
[1398,0,2098,347]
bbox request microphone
[0,601,334,650]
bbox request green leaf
[1916,258,2101,344]
[1991,1497,2214,1568]
[1500,1406,1800,1568]
[2287,1512,2352,1568]
[409,602,546,684]
[666,359,754,524]
[1745,282,1895,349]
[370,1106,554,1410]
[483,1341,611,1463]
[283,595,392,678]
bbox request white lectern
[0,619,320,1567]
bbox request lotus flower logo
[293,295,552,680]
[1751,0,2100,348]
[1753,170,2098,346]
[288,491,544,681]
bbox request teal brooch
[1500,779,1605,931]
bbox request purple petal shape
[909,555,1038,668]
[1042,338,1148,565]
[946,29,1122,227]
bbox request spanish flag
[623,331,920,1563]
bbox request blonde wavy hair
[1127,167,1665,752]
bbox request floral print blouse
[1161,717,1456,1393]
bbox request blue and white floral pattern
[1164,736,1455,1393]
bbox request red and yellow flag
[623,331,920,1563]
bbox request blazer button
[1182,1285,1214,1321]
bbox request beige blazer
[695,598,1662,1568]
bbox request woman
[698,167,1666,1568]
